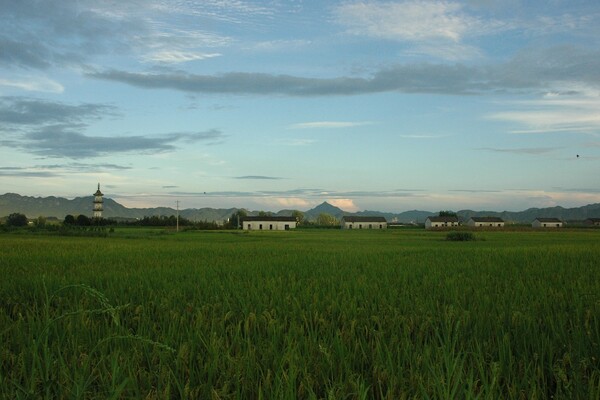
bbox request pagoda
[93,183,104,219]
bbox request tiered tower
[93,183,104,219]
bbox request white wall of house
[243,220,297,231]
[532,220,562,228]
[467,219,504,227]
[341,221,387,229]
[424,220,459,229]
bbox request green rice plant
[1,229,599,398]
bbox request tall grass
[1,229,599,398]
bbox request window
[379,224,383,229]
[270,224,273,230]
[369,224,372,229]
[259,224,263,230]
[285,224,290,230]
[349,224,353,229]
[359,224,362,229]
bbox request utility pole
[176,200,180,232]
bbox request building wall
[532,220,562,228]
[243,220,296,230]
[425,220,459,229]
[341,221,387,229]
[467,220,504,227]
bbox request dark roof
[427,216,458,222]
[585,218,600,222]
[534,218,562,223]
[342,216,387,223]
[241,216,296,222]
[93,183,103,196]
[469,217,504,222]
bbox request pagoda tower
[93,183,104,219]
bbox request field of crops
[1,228,600,399]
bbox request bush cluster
[446,231,477,241]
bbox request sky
[1,0,600,213]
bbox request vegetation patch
[446,231,477,241]
[1,230,599,398]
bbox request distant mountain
[304,202,345,221]
[457,203,600,223]
[2,193,600,223]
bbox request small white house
[467,217,504,228]
[425,216,459,229]
[241,216,297,231]
[532,218,563,228]
[341,216,387,230]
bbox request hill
[1,193,600,224]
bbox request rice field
[1,229,599,399]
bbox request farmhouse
[341,216,387,229]
[425,216,459,229]
[584,218,600,226]
[532,218,563,228]
[241,216,297,231]
[467,217,504,228]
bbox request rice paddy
[1,229,599,399]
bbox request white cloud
[289,121,372,129]
[334,1,509,60]
[0,77,64,93]
[277,138,317,146]
[327,198,359,212]
[264,197,312,209]
[489,84,600,135]
[143,51,221,63]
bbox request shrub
[446,231,476,241]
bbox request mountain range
[1,193,600,224]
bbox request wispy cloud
[0,97,117,125]
[398,134,448,139]
[0,162,130,177]
[0,97,226,158]
[277,138,317,146]
[0,77,64,93]
[333,1,510,60]
[0,167,59,178]
[88,45,600,97]
[288,121,373,129]
[476,147,562,155]
[488,84,600,135]
[18,127,226,158]
[234,176,283,180]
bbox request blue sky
[1,0,599,213]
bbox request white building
[467,217,504,228]
[341,216,387,229]
[532,218,563,228]
[425,216,459,229]
[242,216,297,231]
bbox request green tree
[33,216,46,227]
[316,213,338,226]
[64,215,76,225]
[439,210,457,217]
[6,213,28,227]
[227,209,247,229]
[291,210,304,225]
[76,214,91,226]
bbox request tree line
[3,210,346,230]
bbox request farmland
[1,229,600,399]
